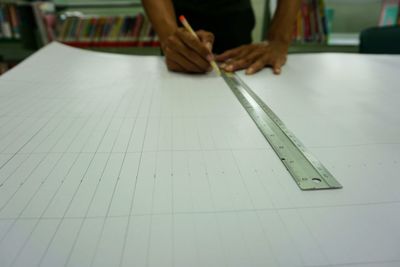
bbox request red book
[398,2,400,24]
[312,0,320,42]
[8,5,20,39]
[132,13,144,43]
[301,1,311,42]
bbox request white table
[0,43,399,267]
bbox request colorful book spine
[8,5,20,39]
[0,4,21,40]
[318,0,328,37]
[132,13,144,42]
[379,0,400,26]
[56,12,159,48]
[292,0,328,44]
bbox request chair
[359,25,400,54]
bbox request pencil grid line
[0,99,67,168]
[86,141,122,267]
[36,83,128,267]
[180,88,202,265]
[0,154,30,189]
[7,154,65,267]
[0,116,27,139]
[63,88,148,266]
[0,153,48,219]
[2,50,399,266]
[325,259,400,267]
[118,79,157,267]
[0,95,19,116]
[184,149,202,264]
[0,94,67,149]
[0,93,75,152]
[217,105,272,265]
[0,197,399,221]
[0,87,113,262]
[170,114,175,267]
[86,83,148,267]
[225,77,309,266]
[263,166,309,266]
[5,93,116,266]
[230,150,281,266]
[0,89,43,117]
[173,78,198,259]
[296,208,332,265]
[103,86,150,266]
[144,84,165,267]
[192,87,229,267]
[0,112,82,213]
[0,98,78,193]
[144,149,160,267]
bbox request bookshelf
[0,0,397,75]
[265,0,387,53]
[0,1,37,73]
[0,0,161,66]
[35,1,161,55]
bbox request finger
[166,34,210,71]
[215,46,242,62]
[176,28,212,61]
[165,47,204,73]
[224,58,253,72]
[272,57,287,75]
[166,59,185,73]
[205,42,213,53]
[246,55,272,75]
[223,51,262,72]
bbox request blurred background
[1,0,399,75]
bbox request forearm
[141,0,177,44]
[267,0,301,45]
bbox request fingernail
[206,42,212,51]
[207,54,214,62]
[246,68,254,75]
[275,68,281,74]
[220,63,226,69]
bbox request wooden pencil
[179,15,221,76]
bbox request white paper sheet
[0,43,399,267]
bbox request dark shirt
[172,0,252,15]
[172,0,255,53]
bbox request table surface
[0,42,399,267]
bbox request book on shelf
[292,0,328,44]
[32,2,57,45]
[379,0,400,26]
[0,3,21,40]
[55,11,159,48]
[30,1,160,48]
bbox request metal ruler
[222,72,342,190]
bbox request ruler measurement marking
[222,72,342,190]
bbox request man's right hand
[162,28,215,73]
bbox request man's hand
[162,28,215,73]
[215,40,289,75]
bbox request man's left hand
[215,41,289,75]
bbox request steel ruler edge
[221,71,342,191]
